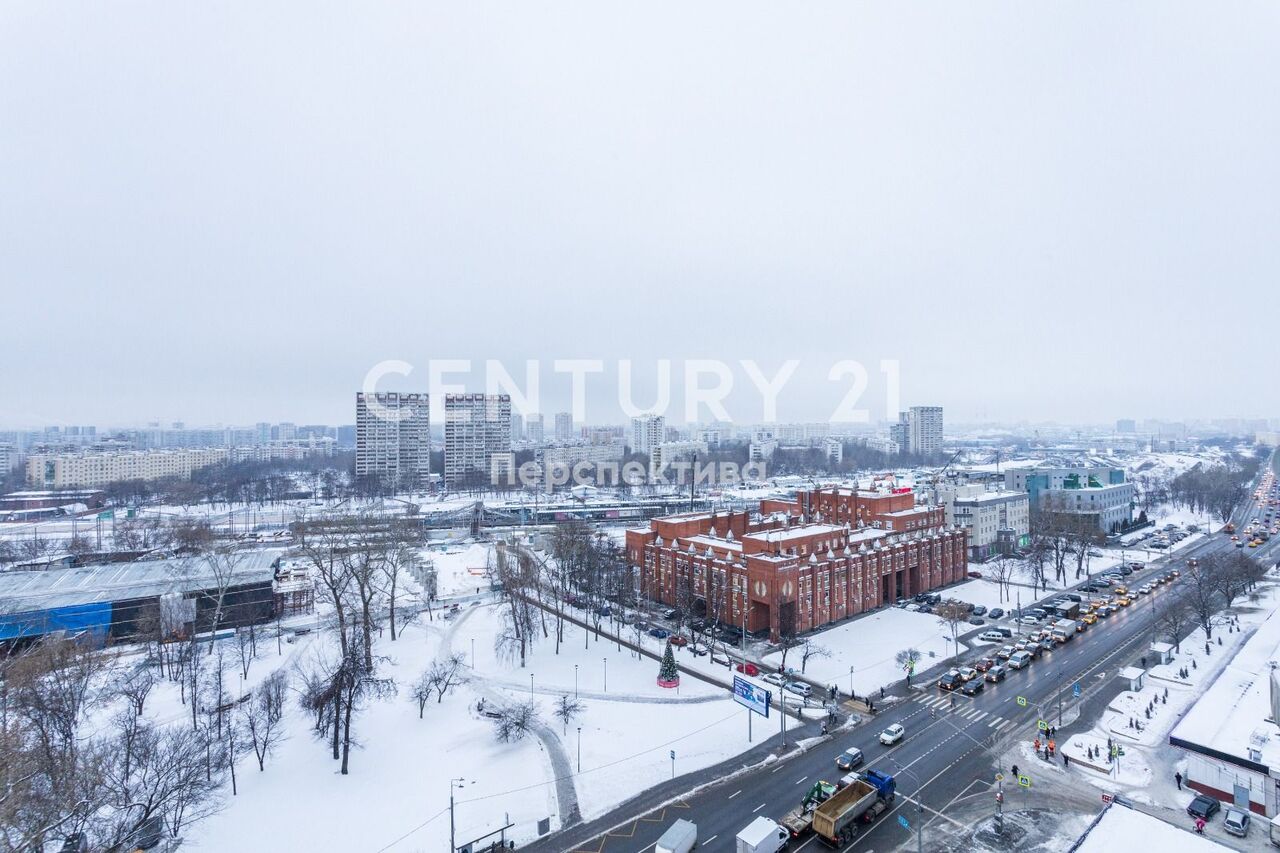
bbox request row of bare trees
[1155,552,1268,651]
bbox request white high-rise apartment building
[527,414,545,444]
[553,412,574,442]
[511,413,524,443]
[630,414,665,455]
[907,406,943,455]
[444,394,513,489]
[355,392,431,490]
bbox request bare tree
[1181,559,1225,641]
[896,647,921,686]
[553,694,584,734]
[115,665,158,716]
[799,639,831,674]
[775,600,799,673]
[241,673,288,772]
[492,701,541,743]
[410,672,433,719]
[1156,595,1194,653]
[988,553,1016,604]
[934,601,970,654]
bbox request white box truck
[736,816,789,853]
[656,818,698,853]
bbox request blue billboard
[733,675,771,718]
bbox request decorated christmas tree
[657,640,680,687]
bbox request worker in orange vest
[1048,739,1056,757]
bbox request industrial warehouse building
[0,549,281,648]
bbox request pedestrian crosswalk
[912,693,1018,731]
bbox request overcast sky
[2,2,1277,429]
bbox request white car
[784,681,812,698]
[879,723,905,746]
[762,672,786,687]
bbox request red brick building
[625,487,966,641]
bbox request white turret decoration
[708,525,717,539]
[809,553,818,564]
[655,535,665,547]
[726,528,735,542]
[688,541,697,555]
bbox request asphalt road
[543,451,1279,853]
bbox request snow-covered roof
[1171,598,1280,770]
[0,549,282,613]
[748,523,844,543]
[684,534,742,553]
[1075,804,1229,851]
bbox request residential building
[443,394,512,489]
[630,414,666,455]
[511,413,524,443]
[824,437,843,466]
[907,406,944,455]
[625,493,966,640]
[650,440,707,479]
[888,413,909,454]
[937,484,1030,560]
[553,412,574,442]
[527,414,545,444]
[26,448,230,489]
[0,443,14,475]
[863,435,901,455]
[1115,418,1137,433]
[355,392,431,490]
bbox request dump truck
[811,770,896,845]
[781,780,836,837]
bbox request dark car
[960,678,985,696]
[973,657,996,672]
[972,605,987,616]
[989,608,1005,619]
[938,670,963,691]
[689,619,707,632]
[967,616,986,626]
[917,604,933,614]
[835,747,865,771]
[1064,593,1083,603]
[596,606,612,617]
[1187,795,1221,821]
[647,627,670,639]
[985,664,1007,683]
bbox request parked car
[648,627,670,639]
[971,605,987,616]
[736,662,759,677]
[662,607,681,620]
[978,630,1006,643]
[1223,806,1251,837]
[967,616,986,626]
[1064,594,1083,603]
[988,608,1005,619]
[835,747,865,771]
[961,678,984,696]
[879,723,905,745]
[669,634,688,647]
[784,681,812,698]
[1018,616,1040,626]
[763,672,786,686]
[1186,795,1221,821]
[985,664,1007,683]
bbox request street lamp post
[577,726,582,772]
[471,637,475,667]
[530,673,535,701]
[449,778,466,853]
[849,665,854,698]
[603,657,608,692]
[574,664,579,698]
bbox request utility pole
[1057,670,1063,727]
[780,689,787,746]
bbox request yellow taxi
[1115,595,1132,607]
[1113,585,1129,596]
[1081,611,1098,625]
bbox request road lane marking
[753,802,767,813]
[704,835,717,845]
[727,789,741,799]
[796,776,808,785]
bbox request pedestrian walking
[880,686,885,699]
[1048,739,1056,757]
[1034,737,1041,753]
[1063,753,1070,768]
[1011,764,1019,779]
[1195,817,1206,834]
[1175,772,1183,790]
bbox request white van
[1008,650,1033,670]
[656,818,698,853]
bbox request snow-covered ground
[1076,803,1230,851]
[763,606,965,695]
[427,541,495,598]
